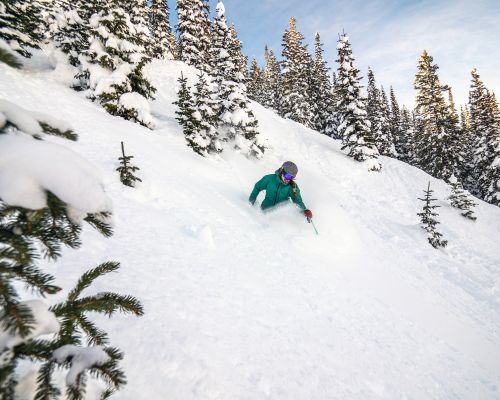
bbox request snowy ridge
[1,55,500,399]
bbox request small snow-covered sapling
[117,141,142,187]
[417,182,448,248]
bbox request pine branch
[90,347,126,390]
[65,373,87,400]
[99,388,116,400]
[84,213,113,238]
[0,48,22,69]
[77,314,109,346]
[34,362,61,400]
[74,293,144,317]
[0,300,36,338]
[67,262,120,302]
[0,358,18,400]
[39,122,78,141]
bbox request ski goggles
[282,171,295,181]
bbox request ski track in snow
[1,55,500,399]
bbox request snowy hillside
[2,53,500,400]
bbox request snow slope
[1,53,500,400]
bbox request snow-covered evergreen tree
[193,72,221,154]
[417,182,448,248]
[400,106,416,164]
[262,46,281,111]
[124,0,153,56]
[228,23,248,80]
[414,50,455,180]
[459,104,474,186]
[336,34,381,171]
[117,141,142,187]
[280,17,314,128]
[468,68,500,204]
[445,88,465,179]
[209,1,264,158]
[483,91,500,206]
[331,71,341,138]
[248,58,265,103]
[173,72,209,156]
[0,0,43,58]
[149,0,173,59]
[311,32,335,136]
[75,1,156,128]
[389,86,407,160]
[168,32,178,59]
[448,175,477,220]
[366,68,395,157]
[48,0,90,67]
[377,86,397,157]
[176,0,211,71]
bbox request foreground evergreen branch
[39,122,78,141]
[0,48,22,68]
[1,105,140,398]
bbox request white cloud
[295,0,500,107]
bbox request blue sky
[168,0,500,108]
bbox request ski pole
[307,217,319,235]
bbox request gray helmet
[281,161,298,177]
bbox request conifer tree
[445,88,466,179]
[459,105,474,185]
[262,46,281,111]
[173,72,209,156]
[378,86,397,157]
[417,182,448,248]
[0,0,43,58]
[124,0,153,56]
[49,0,90,67]
[483,91,500,206]
[366,69,395,157]
[76,0,156,128]
[280,17,314,128]
[149,0,173,59]
[448,175,477,220]
[209,2,264,158]
[168,32,178,59]
[311,32,335,136]
[331,71,341,138]
[400,106,416,164]
[117,141,142,187]
[336,34,381,171]
[414,50,455,180]
[177,0,211,71]
[468,68,500,204]
[199,0,212,71]
[248,58,265,103]
[228,23,248,80]
[389,86,407,159]
[193,72,221,154]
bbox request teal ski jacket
[249,170,307,211]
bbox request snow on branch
[0,99,77,140]
[0,133,112,220]
[53,345,111,388]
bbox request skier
[249,161,313,220]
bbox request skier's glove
[304,209,313,219]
